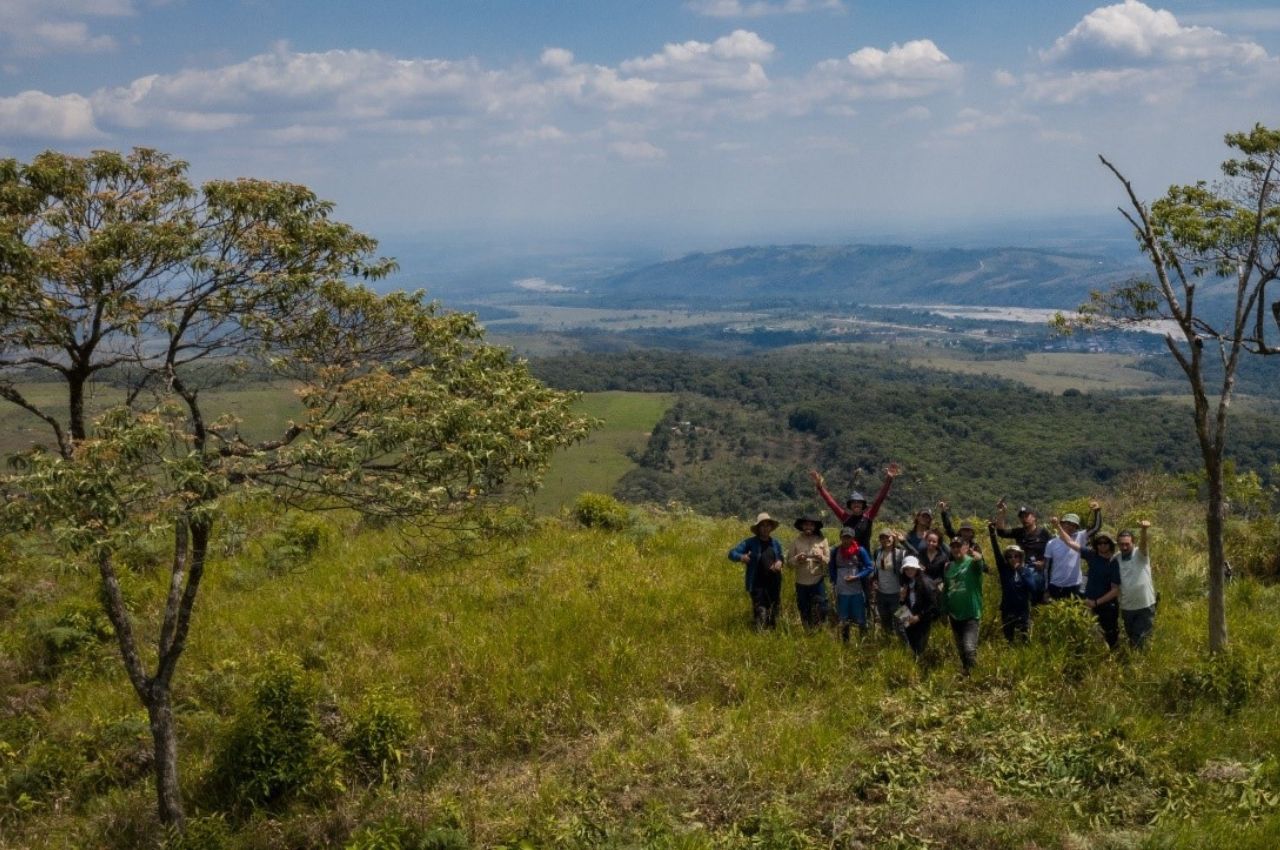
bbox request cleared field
[0,381,303,458]
[486,305,763,330]
[532,390,675,514]
[903,350,1180,394]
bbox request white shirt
[1044,530,1086,589]
[1117,547,1156,610]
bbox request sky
[2,0,1279,252]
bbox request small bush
[1157,650,1261,715]
[208,654,339,809]
[344,690,415,783]
[260,514,333,573]
[164,814,232,850]
[572,493,631,531]
[345,816,469,850]
[1031,598,1108,679]
[27,600,114,676]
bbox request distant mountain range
[582,244,1143,309]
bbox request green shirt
[943,555,986,621]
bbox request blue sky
[2,0,1278,249]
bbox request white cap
[901,555,922,571]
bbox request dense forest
[534,349,1280,520]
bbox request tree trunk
[146,682,185,826]
[68,373,87,443]
[1205,457,1229,653]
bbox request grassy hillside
[3,478,1280,849]
[532,391,676,514]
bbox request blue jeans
[1122,605,1155,649]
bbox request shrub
[260,514,333,573]
[344,691,415,783]
[208,654,339,809]
[1156,650,1261,715]
[27,600,114,676]
[1031,598,1108,678]
[164,814,232,850]
[573,493,631,531]
[345,816,469,850]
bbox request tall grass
[2,490,1279,849]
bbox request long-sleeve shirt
[787,533,830,586]
[901,538,950,582]
[728,536,783,593]
[988,527,1041,616]
[815,475,893,549]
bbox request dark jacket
[988,526,1043,616]
[899,575,937,624]
[728,536,784,593]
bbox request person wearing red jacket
[808,462,900,550]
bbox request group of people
[726,464,1158,674]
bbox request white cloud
[1026,2,1275,104]
[0,90,100,138]
[992,69,1017,87]
[1041,0,1267,67]
[687,0,844,18]
[0,0,132,56]
[610,139,667,160]
[802,39,962,102]
[540,47,575,69]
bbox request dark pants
[750,577,782,630]
[876,591,899,636]
[1092,601,1120,648]
[1048,584,1081,601]
[950,617,980,673]
[1001,609,1030,643]
[795,581,830,628]
[1122,605,1155,649]
[903,620,931,657]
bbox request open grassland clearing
[3,477,1280,849]
[482,305,765,331]
[900,350,1178,394]
[0,381,304,459]
[532,391,676,514]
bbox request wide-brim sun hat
[846,490,867,506]
[751,512,779,533]
[902,555,922,571]
[1061,512,1082,526]
[794,514,824,532]
[1004,543,1024,555]
[1092,531,1116,547]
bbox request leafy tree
[1077,124,1280,652]
[0,148,592,825]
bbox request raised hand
[808,469,824,487]
[996,497,1007,512]
[937,500,949,513]
[885,462,902,478]
[1138,519,1151,529]
[1089,499,1100,511]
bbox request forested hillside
[534,349,1280,520]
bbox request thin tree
[1072,124,1280,652]
[0,148,593,825]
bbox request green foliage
[260,514,333,573]
[572,492,632,531]
[208,654,340,810]
[345,816,469,850]
[164,814,232,850]
[344,690,415,783]
[534,349,1280,520]
[1156,650,1261,715]
[27,598,114,676]
[1031,601,1109,678]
